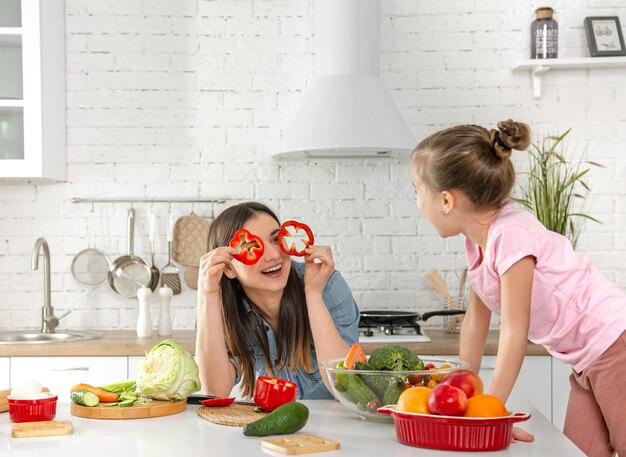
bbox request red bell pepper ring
[277,220,314,257]
[253,376,297,412]
[199,397,235,407]
[229,229,264,265]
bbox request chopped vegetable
[229,229,264,265]
[71,389,100,407]
[343,342,367,370]
[253,376,297,412]
[200,397,235,407]
[136,339,201,401]
[70,383,120,403]
[98,380,136,394]
[277,220,314,256]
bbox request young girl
[410,120,626,456]
[195,202,360,400]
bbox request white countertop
[1,400,583,457]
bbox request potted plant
[514,128,603,249]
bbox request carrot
[344,342,367,370]
[70,383,120,403]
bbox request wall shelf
[512,57,626,98]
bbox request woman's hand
[198,246,236,298]
[303,245,335,295]
[511,426,534,443]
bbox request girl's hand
[303,245,335,295]
[511,426,534,443]
[198,246,236,298]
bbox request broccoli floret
[368,345,424,371]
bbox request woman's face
[228,212,292,295]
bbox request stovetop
[358,314,431,343]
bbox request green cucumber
[243,402,309,437]
[382,378,406,405]
[71,389,100,407]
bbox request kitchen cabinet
[0,357,8,387]
[552,358,572,432]
[0,0,66,182]
[10,356,127,395]
[479,356,552,421]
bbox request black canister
[531,7,558,59]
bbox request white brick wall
[1,0,625,332]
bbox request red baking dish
[8,395,58,423]
[378,406,531,452]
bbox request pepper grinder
[158,285,173,336]
[136,286,153,338]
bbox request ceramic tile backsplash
[1,0,625,331]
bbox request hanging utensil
[161,207,181,295]
[147,211,160,291]
[107,207,151,298]
[71,204,110,287]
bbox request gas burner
[358,319,431,343]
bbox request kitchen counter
[0,330,549,357]
[1,399,582,456]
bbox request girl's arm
[303,246,350,392]
[489,256,534,403]
[195,248,238,397]
[459,288,492,373]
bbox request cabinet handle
[51,367,90,371]
[481,366,495,371]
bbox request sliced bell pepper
[253,376,297,412]
[199,397,235,407]
[277,220,314,257]
[229,229,264,265]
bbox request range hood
[273,0,415,159]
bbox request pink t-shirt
[465,202,626,372]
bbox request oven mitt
[184,266,199,290]
[172,213,210,267]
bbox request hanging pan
[107,208,151,298]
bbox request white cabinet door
[479,356,552,421]
[0,0,65,182]
[0,358,9,387]
[551,358,572,432]
[10,357,128,396]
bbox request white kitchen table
[1,400,583,457]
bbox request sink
[0,330,102,344]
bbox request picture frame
[584,16,626,57]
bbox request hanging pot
[107,208,151,298]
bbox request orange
[464,394,508,418]
[396,386,431,414]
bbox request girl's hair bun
[490,119,531,160]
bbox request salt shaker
[136,286,153,338]
[158,285,173,336]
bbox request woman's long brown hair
[207,202,314,398]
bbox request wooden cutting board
[262,435,341,455]
[0,389,10,413]
[198,403,268,427]
[12,420,73,438]
[71,399,186,419]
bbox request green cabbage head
[136,339,201,400]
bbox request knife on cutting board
[186,393,255,406]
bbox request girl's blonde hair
[411,119,531,210]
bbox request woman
[195,202,360,399]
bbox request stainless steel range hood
[273,0,415,159]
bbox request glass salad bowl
[319,356,468,422]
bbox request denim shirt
[234,260,360,399]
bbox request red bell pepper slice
[253,376,297,412]
[229,229,264,265]
[277,220,314,257]
[199,397,235,407]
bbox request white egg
[11,379,43,399]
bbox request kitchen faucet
[32,237,70,333]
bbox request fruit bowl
[378,405,530,451]
[8,395,58,422]
[319,356,468,422]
